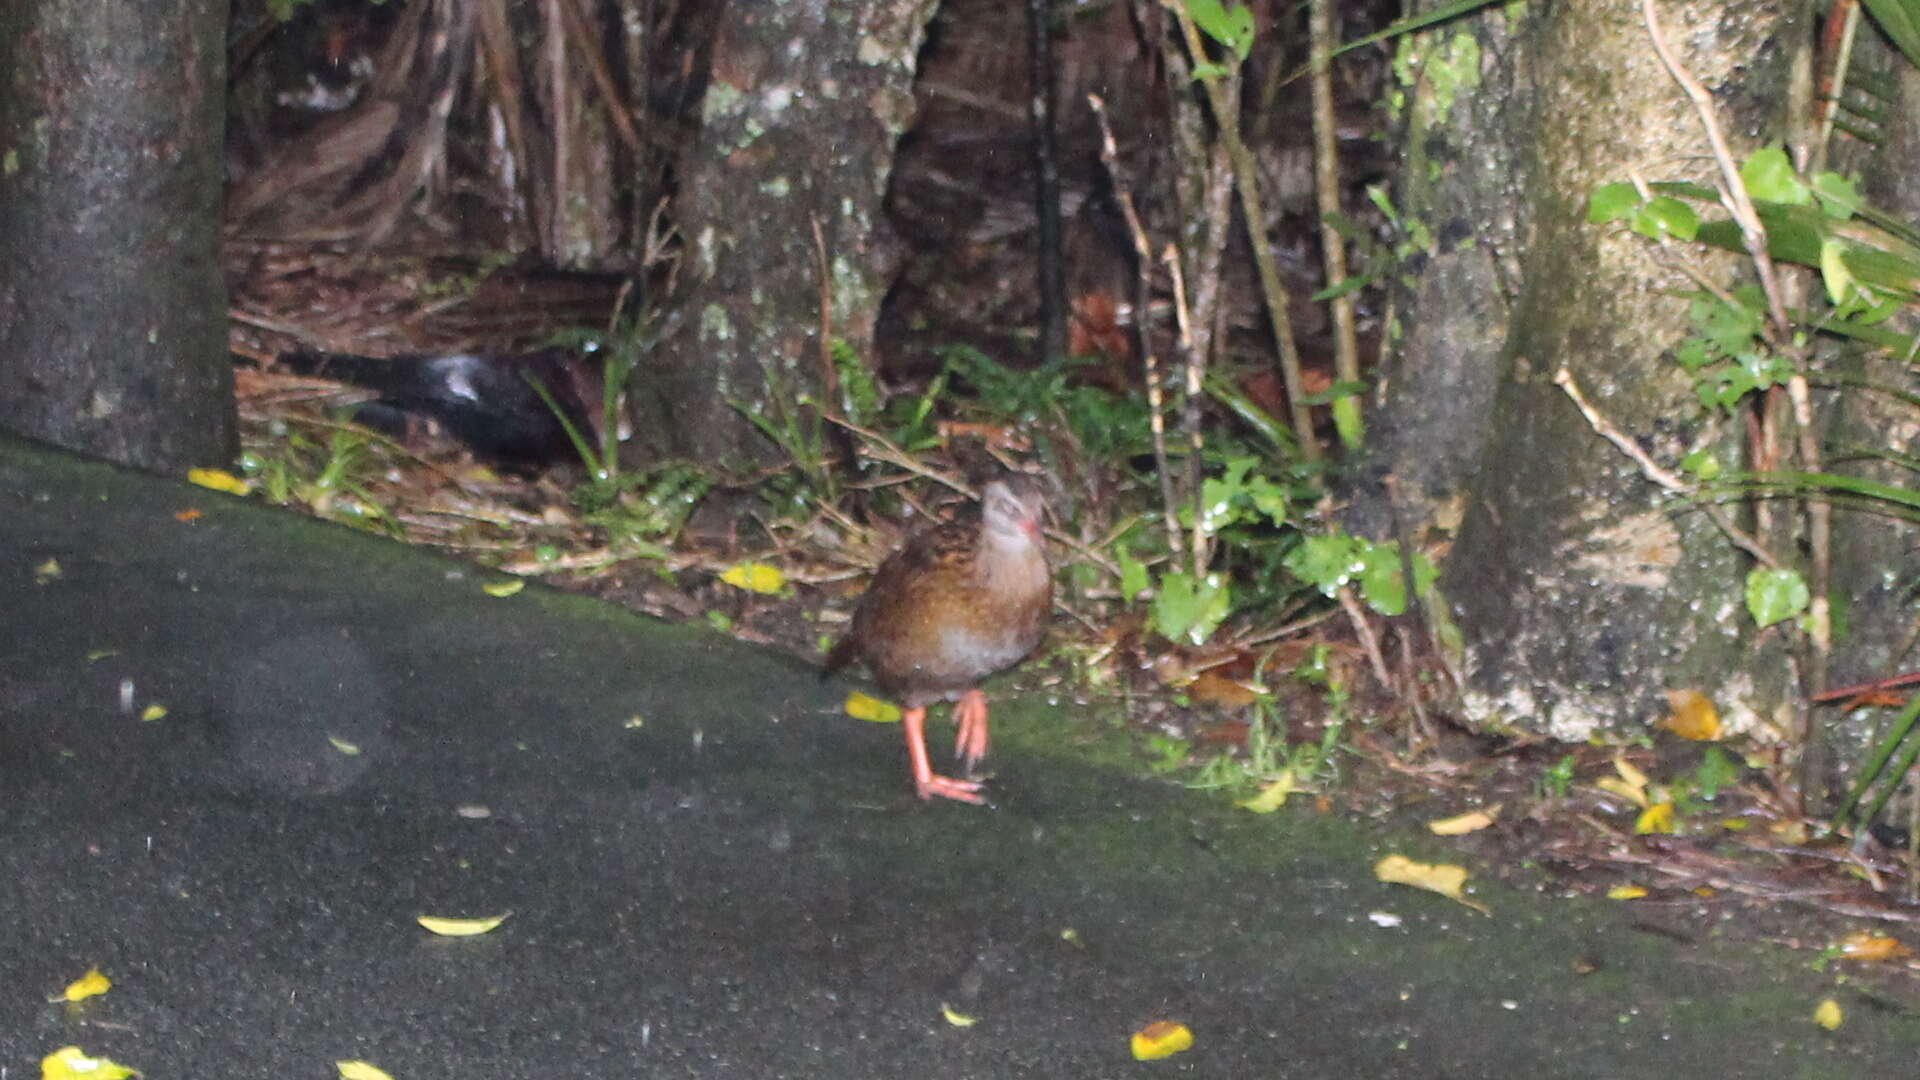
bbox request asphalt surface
[3,430,1919,1078]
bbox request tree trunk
[630,0,939,469]
[1352,0,1804,739]
[0,0,235,473]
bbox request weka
[822,478,1051,803]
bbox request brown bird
[822,478,1052,804]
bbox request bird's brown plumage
[823,478,1051,803]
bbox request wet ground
[3,431,1916,1078]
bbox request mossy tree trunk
[1350,0,1805,741]
[0,0,235,473]
[630,0,939,470]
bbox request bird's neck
[976,528,1048,594]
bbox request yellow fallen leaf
[1660,689,1722,741]
[1634,801,1676,835]
[1375,854,1490,915]
[1428,807,1499,835]
[1130,1020,1194,1061]
[140,704,167,722]
[337,1062,396,1080]
[60,968,111,1003]
[1770,819,1810,844]
[1612,755,1650,790]
[844,692,901,724]
[187,468,251,495]
[1237,770,1297,813]
[1838,931,1912,962]
[327,736,361,755]
[34,557,62,582]
[482,579,525,598]
[720,562,786,594]
[940,1002,978,1027]
[623,715,646,729]
[1593,776,1649,808]
[417,913,511,936]
[41,1046,138,1080]
[1813,997,1844,1031]
[1607,884,1649,900]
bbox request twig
[1641,0,1831,784]
[1553,366,1781,569]
[554,0,642,154]
[1639,0,1790,338]
[1163,245,1208,573]
[1088,92,1183,558]
[1165,0,1316,459]
[822,414,973,495]
[1028,0,1067,363]
[1310,0,1364,449]
[1337,586,1392,691]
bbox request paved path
[1,432,1914,1078]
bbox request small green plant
[574,461,713,558]
[1536,754,1577,800]
[1284,532,1437,617]
[240,418,400,535]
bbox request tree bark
[1351,0,1804,739]
[631,0,939,469]
[0,0,235,473]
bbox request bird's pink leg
[953,688,991,771]
[903,706,985,804]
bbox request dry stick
[1639,0,1790,335]
[1088,93,1184,559]
[810,215,837,411]
[1554,367,1780,570]
[1028,0,1068,364]
[820,414,1123,579]
[1809,0,1862,177]
[1164,247,1208,574]
[474,0,534,228]
[1338,586,1392,691]
[1641,0,1831,797]
[1166,1,1318,461]
[545,0,571,257]
[555,0,644,155]
[1309,0,1363,450]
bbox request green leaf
[1117,549,1151,602]
[1740,145,1808,205]
[1820,238,1858,307]
[1811,170,1861,220]
[1152,571,1232,646]
[1587,182,1641,224]
[1745,567,1810,628]
[1693,747,1741,800]
[1859,0,1920,69]
[1629,196,1699,241]
[1187,0,1255,62]
[1692,294,1763,356]
[1284,534,1365,596]
[1679,449,1721,481]
[1355,541,1436,616]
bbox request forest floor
[6,431,1920,1077]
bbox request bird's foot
[905,705,989,806]
[954,688,991,771]
[916,771,988,804]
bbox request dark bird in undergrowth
[275,348,598,471]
